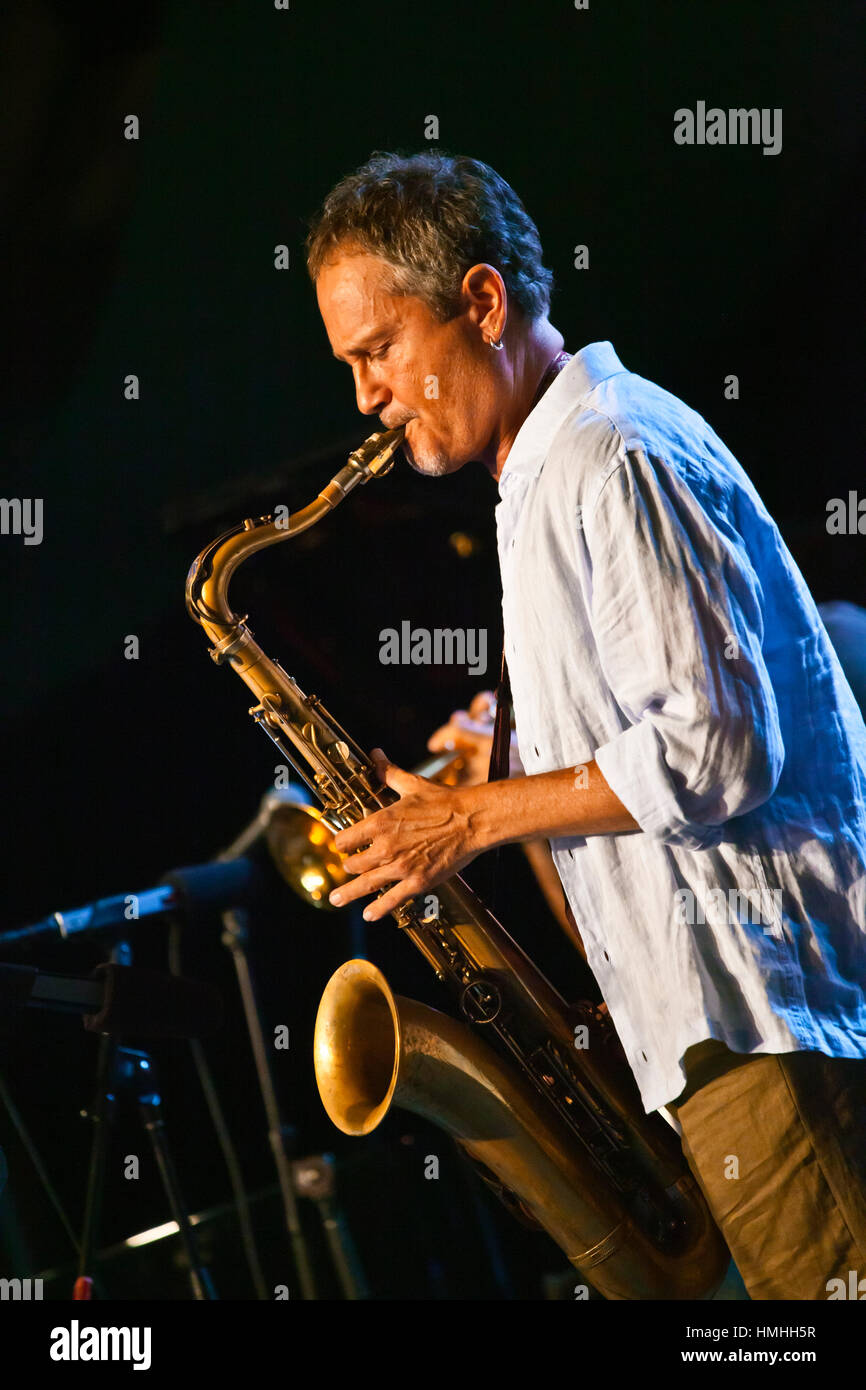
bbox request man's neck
[481,320,567,483]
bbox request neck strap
[529,348,572,410]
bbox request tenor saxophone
[185,426,729,1300]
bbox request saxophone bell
[265,752,465,910]
[314,958,728,1300]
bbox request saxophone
[186,426,729,1300]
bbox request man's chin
[401,428,463,478]
[405,454,455,478]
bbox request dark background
[0,0,863,1300]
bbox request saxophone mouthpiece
[349,424,406,479]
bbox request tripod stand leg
[293,1154,371,1300]
[140,1098,216,1301]
[316,1195,370,1300]
[76,1031,117,1295]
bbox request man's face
[316,250,501,476]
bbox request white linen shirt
[496,341,866,1113]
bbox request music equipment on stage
[185,425,729,1300]
[0,961,222,1038]
[0,859,266,946]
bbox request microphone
[0,857,265,946]
[0,782,318,947]
[0,961,223,1039]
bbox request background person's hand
[427,690,524,785]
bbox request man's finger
[329,860,404,908]
[337,844,384,876]
[370,748,423,794]
[334,812,382,854]
[361,881,419,922]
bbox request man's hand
[326,739,639,923]
[328,748,487,921]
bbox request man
[305,150,866,1299]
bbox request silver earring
[489,334,504,351]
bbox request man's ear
[461,262,508,337]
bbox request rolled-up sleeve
[588,444,784,848]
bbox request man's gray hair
[305,150,554,322]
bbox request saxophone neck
[186,426,406,636]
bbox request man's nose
[353,362,391,416]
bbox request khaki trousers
[667,1040,866,1300]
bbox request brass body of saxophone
[185,426,729,1300]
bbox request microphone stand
[219,905,318,1301]
[170,788,368,1299]
[75,941,217,1301]
[2,786,347,1301]
[291,1153,370,1299]
[134,1050,217,1301]
[76,960,119,1300]
[207,791,322,1300]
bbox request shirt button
[603,950,610,961]
[641,1051,648,1063]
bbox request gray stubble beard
[402,436,454,478]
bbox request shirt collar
[497,340,627,493]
